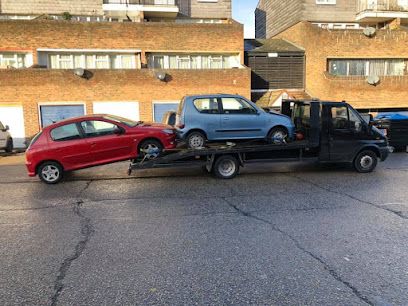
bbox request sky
[232,0,258,39]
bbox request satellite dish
[155,71,167,81]
[74,68,85,77]
[363,27,376,37]
[367,75,380,86]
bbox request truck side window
[331,106,349,130]
[348,108,363,133]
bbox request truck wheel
[38,161,63,184]
[213,155,239,179]
[354,150,378,173]
[139,139,163,160]
[267,127,288,144]
[5,138,13,153]
[187,131,206,149]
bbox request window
[193,98,219,114]
[331,106,349,130]
[0,53,30,69]
[221,98,257,114]
[80,120,118,137]
[316,0,336,4]
[349,109,363,132]
[47,53,137,69]
[51,123,82,141]
[149,54,239,69]
[328,59,407,76]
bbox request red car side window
[50,123,81,142]
[80,120,118,138]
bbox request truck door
[327,104,364,161]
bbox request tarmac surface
[0,152,407,305]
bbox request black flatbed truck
[128,99,392,179]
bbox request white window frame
[37,102,87,128]
[149,54,239,70]
[152,101,180,122]
[0,53,32,69]
[329,59,407,76]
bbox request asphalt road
[0,152,407,305]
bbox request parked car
[25,114,177,184]
[176,94,295,148]
[0,121,13,153]
[373,113,408,150]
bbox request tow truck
[128,99,392,179]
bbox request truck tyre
[354,150,378,173]
[5,138,13,153]
[139,139,163,160]
[267,127,288,144]
[38,161,64,184]
[187,131,206,149]
[213,155,239,179]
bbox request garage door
[0,105,26,148]
[93,102,139,121]
[153,102,179,123]
[40,105,85,128]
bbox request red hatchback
[26,115,177,184]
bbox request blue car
[176,94,295,148]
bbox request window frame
[50,123,83,142]
[220,97,258,115]
[193,97,221,114]
[328,58,407,76]
[79,120,120,138]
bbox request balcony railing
[103,0,176,5]
[357,0,408,13]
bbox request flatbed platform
[128,140,313,174]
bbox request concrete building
[0,1,247,148]
[256,0,408,38]
[0,0,231,23]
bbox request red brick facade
[275,22,408,110]
[0,20,249,140]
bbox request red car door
[79,120,135,164]
[48,122,93,169]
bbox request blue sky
[232,0,258,38]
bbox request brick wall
[0,20,244,64]
[0,68,251,137]
[276,22,408,110]
[0,19,248,138]
[0,0,103,15]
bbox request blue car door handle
[223,117,229,120]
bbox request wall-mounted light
[155,71,167,82]
[74,68,91,79]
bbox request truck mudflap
[380,146,394,161]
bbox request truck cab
[282,100,391,172]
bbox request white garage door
[0,105,26,148]
[93,102,140,121]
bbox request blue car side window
[221,98,257,115]
[193,98,219,114]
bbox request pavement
[0,151,407,305]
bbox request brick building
[0,19,249,148]
[256,0,408,39]
[251,0,408,115]
[274,22,408,111]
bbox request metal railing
[357,0,408,13]
[103,0,176,5]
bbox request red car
[26,114,177,184]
